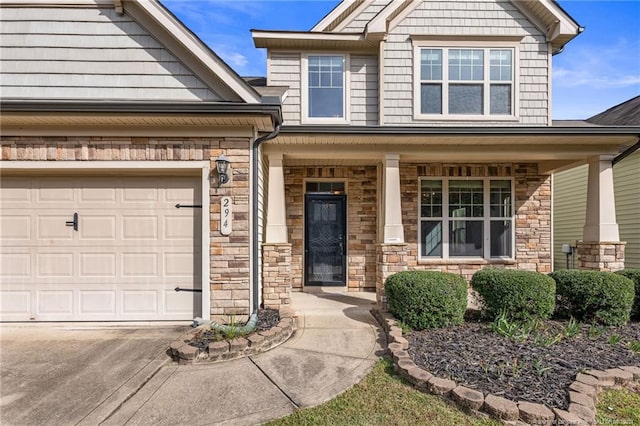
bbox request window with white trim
[417,47,514,118]
[305,55,346,120]
[419,178,514,259]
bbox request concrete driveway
[0,323,187,426]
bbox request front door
[304,194,347,286]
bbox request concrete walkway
[104,291,383,425]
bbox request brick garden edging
[169,308,296,364]
[372,307,640,425]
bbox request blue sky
[162,0,640,119]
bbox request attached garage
[0,173,202,321]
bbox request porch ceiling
[266,130,639,173]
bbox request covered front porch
[259,126,638,309]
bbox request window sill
[301,117,350,125]
[417,258,516,265]
[412,114,519,122]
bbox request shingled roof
[588,95,640,126]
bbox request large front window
[420,178,513,259]
[417,47,514,118]
[307,55,345,119]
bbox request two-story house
[252,0,639,306]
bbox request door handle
[65,212,78,231]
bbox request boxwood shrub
[615,269,640,320]
[385,271,467,330]
[550,270,634,326]
[471,269,555,321]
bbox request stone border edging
[169,308,297,364]
[371,307,640,426]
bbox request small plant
[588,322,605,339]
[609,334,622,345]
[563,317,581,337]
[534,358,552,377]
[510,358,526,378]
[491,311,542,342]
[628,341,640,353]
[396,320,412,335]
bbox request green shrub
[385,271,467,330]
[550,270,634,326]
[616,269,640,320]
[471,269,555,321]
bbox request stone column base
[576,241,626,272]
[262,243,292,310]
[376,243,408,308]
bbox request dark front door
[304,194,347,286]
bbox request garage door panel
[79,215,117,240]
[122,215,158,239]
[79,290,116,315]
[79,253,117,277]
[122,252,159,277]
[37,290,74,315]
[0,215,31,239]
[38,216,74,240]
[37,253,73,277]
[1,175,202,321]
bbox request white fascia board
[311,0,358,32]
[366,0,415,36]
[509,0,581,42]
[133,0,261,104]
[252,30,365,47]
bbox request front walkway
[104,291,383,425]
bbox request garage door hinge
[175,204,202,209]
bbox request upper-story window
[413,43,518,120]
[302,54,349,124]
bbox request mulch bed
[408,318,640,410]
[188,308,280,350]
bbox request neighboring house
[0,0,281,322]
[554,96,640,270]
[251,0,639,305]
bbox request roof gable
[0,0,262,103]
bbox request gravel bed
[408,320,640,409]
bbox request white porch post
[583,155,619,242]
[265,153,288,243]
[383,153,404,243]
[577,155,625,271]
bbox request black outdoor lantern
[215,155,230,185]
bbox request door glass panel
[305,195,346,285]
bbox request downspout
[251,114,282,314]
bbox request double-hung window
[420,178,514,260]
[415,45,516,119]
[304,54,348,123]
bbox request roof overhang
[252,30,378,51]
[263,125,639,173]
[0,101,281,136]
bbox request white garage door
[0,175,202,321]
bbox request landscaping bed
[408,318,640,410]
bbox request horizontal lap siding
[553,166,587,270]
[269,53,302,125]
[385,0,549,125]
[614,152,640,268]
[0,7,219,101]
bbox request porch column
[263,153,291,309]
[577,155,625,271]
[383,153,405,243]
[377,153,407,307]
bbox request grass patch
[266,358,499,426]
[596,387,640,425]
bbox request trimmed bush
[615,269,640,320]
[550,270,634,326]
[471,269,556,321]
[385,271,467,330]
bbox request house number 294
[220,196,232,236]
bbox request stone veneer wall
[577,241,626,272]
[283,165,377,291]
[400,163,551,281]
[262,243,292,309]
[0,136,252,319]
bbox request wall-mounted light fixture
[215,155,230,185]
